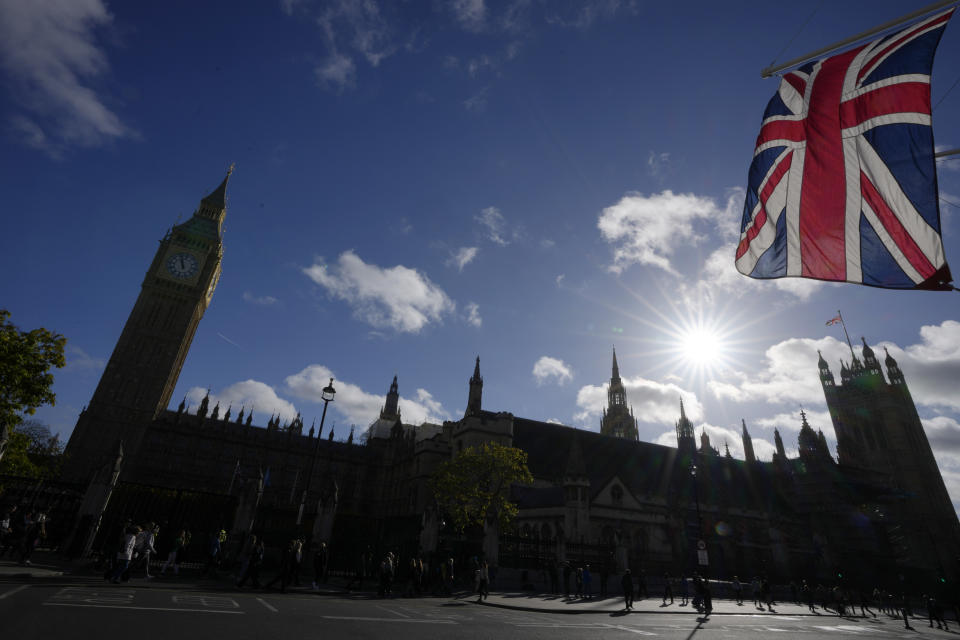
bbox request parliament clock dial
[166,252,199,279]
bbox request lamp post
[690,463,706,570]
[296,378,335,527]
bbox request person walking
[621,568,634,610]
[200,530,221,578]
[288,538,303,586]
[110,526,137,583]
[858,588,875,617]
[476,560,489,602]
[582,565,593,600]
[236,537,264,588]
[751,576,761,608]
[265,540,295,593]
[802,579,816,612]
[901,591,913,630]
[562,561,571,597]
[160,529,186,576]
[312,542,329,591]
[681,574,690,607]
[662,573,674,605]
[574,566,583,598]
[732,575,743,605]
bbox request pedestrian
[901,591,913,629]
[621,568,634,610]
[378,553,395,598]
[574,566,583,598]
[200,530,221,578]
[702,578,713,616]
[802,579,816,612]
[732,575,743,605]
[858,588,875,617]
[681,574,690,606]
[583,564,593,600]
[110,526,137,583]
[265,540,295,593]
[790,580,799,605]
[637,569,648,599]
[130,522,157,578]
[751,576,761,608]
[288,538,303,586]
[476,560,489,602]
[345,549,368,591]
[161,529,186,576]
[18,511,45,566]
[761,576,773,611]
[313,542,329,591]
[662,573,674,605]
[834,585,846,617]
[562,560,571,597]
[236,537,263,589]
[0,505,15,556]
[928,594,949,630]
[599,561,609,598]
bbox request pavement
[0,552,916,621]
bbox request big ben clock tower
[63,169,232,482]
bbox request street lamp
[296,378,336,527]
[690,463,706,571]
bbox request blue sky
[2,0,960,509]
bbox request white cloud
[303,250,455,333]
[699,244,823,302]
[713,322,960,414]
[647,151,671,179]
[545,0,637,28]
[464,301,482,328]
[464,86,490,112]
[242,291,278,306]
[575,376,703,427]
[186,380,297,425]
[447,246,479,271]
[532,356,573,386]
[707,336,847,407]
[0,0,132,156]
[597,190,720,274]
[450,0,486,31]
[476,206,510,245]
[63,345,104,372]
[315,52,356,90]
[285,364,450,427]
[555,274,565,287]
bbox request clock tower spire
[63,169,232,481]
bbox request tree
[0,310,66,463]
[429,441,533,533]
[0,420,64,478]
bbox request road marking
[601,624,657,636]
[0,585,30,600]
[376,604,410,618]
[322,616,455,624]
[173,595,239,608]
[43,603,243,614]
[256,597,278,613]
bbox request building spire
[612,346,620,380]
[741,418,757,464]
[201,164,234,210]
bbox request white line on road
[322,616,455,624]
[376,604,410,618]
[43,603,243,614]
[0,585,30,600]
[256,597,278,613]
[601,624,657,636]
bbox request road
[0,582,953,639]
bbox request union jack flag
[737,9,954,290]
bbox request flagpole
[761,0,959,78]
[837,310,856,360]
[936,148,960,158]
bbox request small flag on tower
[826,315,842,326]
[737,9,955,290]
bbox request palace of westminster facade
[61,172,960,583]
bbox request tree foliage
[429,441,533,533]
[0,420,64,478]
[0,309,66,437]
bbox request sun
[679,326,726,366]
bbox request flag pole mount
[761,0,959,78]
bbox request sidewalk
[476,592,844,616]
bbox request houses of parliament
[61,172,960,585]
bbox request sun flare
[679,326,726,366]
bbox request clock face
[166,252,199,279]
